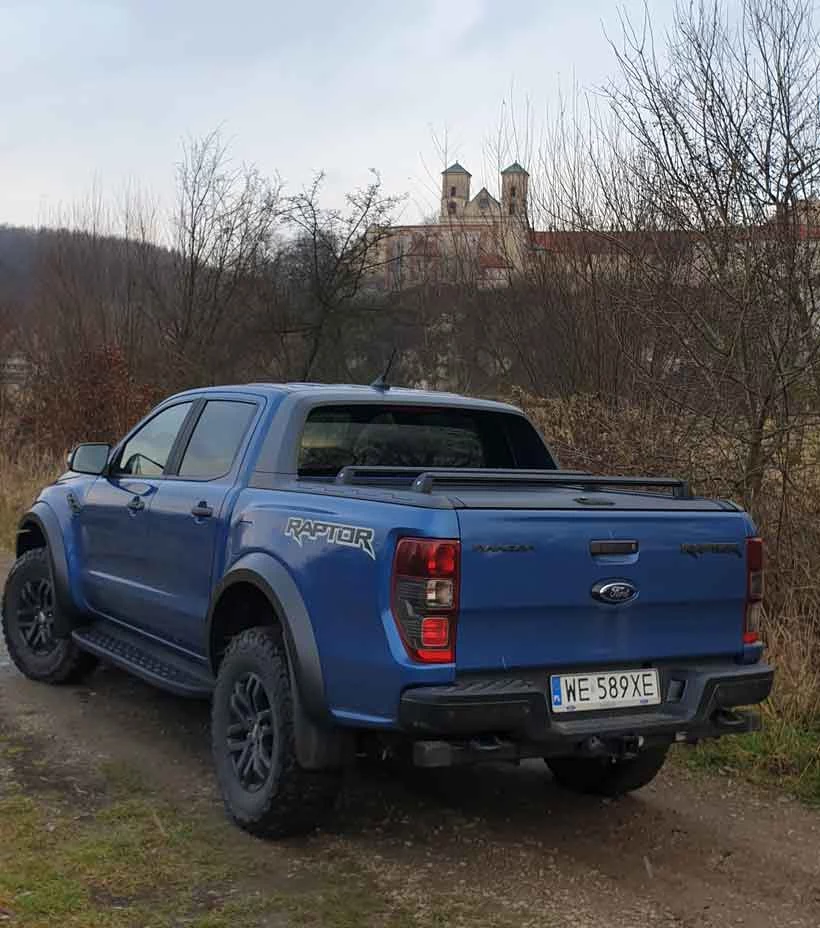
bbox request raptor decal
[284,517,376,560]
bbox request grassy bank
[682,617,820,803]
[682,719,820,805]
[0,731,411,928]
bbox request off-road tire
[211,626,341,838]
[545,744,669,797]
[1,548,98,684]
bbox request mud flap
[292,683,354,770]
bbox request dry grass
[0,450,62,554]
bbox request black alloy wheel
[16,576,57,656]
[227,672,275,792]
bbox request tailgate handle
[590,540,639,555]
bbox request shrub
[12,344,161,456]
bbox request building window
[509,203,516,215]
[448,201,457,215]
[450,186,457,197]
[510,186,517,198]
[479,197,489,210]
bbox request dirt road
[1,553,818,927]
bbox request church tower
[501,162,529,220]
[441,162,471,220]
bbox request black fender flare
[16,503,80,637]
[206,553,353,770]
[206,551,328,722]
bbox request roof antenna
[370,347,398,391]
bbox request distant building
[370,160,534,290]
[369,160,820,291]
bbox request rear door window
[178,401,256,479]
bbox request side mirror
[67,443,111,476]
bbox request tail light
[744,537,764,645]
[391,538,460,663]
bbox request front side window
[178,401,256,479]
[117,402,193,476]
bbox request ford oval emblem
[592,580,638,605]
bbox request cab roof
[166,382,522,414]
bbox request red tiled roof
[479,253,509,269]
[531,223,820,253]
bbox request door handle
[191,502,213,519]
[127,496,145,512]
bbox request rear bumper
[398,660,774,753]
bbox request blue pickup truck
[2,383,773,836]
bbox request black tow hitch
[413,736,544,768]
[579,734,644,759]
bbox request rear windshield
[297,404,554,477]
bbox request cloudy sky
[0,0,677,230]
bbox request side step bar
[72,622,214,698]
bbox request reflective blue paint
[27,382,760,731]
[455,508,754,672]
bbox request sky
[0,0,679,232]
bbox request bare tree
[274,171,402,381]
[521,0,820,518]
[163,130,281,384]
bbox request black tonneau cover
[335,466,690,497]
[327,466,733,512]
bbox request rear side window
[178,401,256,479]
[297,405,554,477]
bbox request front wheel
[545,744,669,797]
[211,626,341,838]
[1,548,98,684]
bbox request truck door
[137,398,259,653]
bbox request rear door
[136,397,260,653]
[455,504,750,672]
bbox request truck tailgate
[455,507,750,671]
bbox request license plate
[550,668,661,713]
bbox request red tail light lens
[395,540,459,578]
[421,616,450,648]
[392,538,460,663]
[744,537,764,645]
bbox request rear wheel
[211,626,341,838]
[545,744,669,797]
[1,548,98,684]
